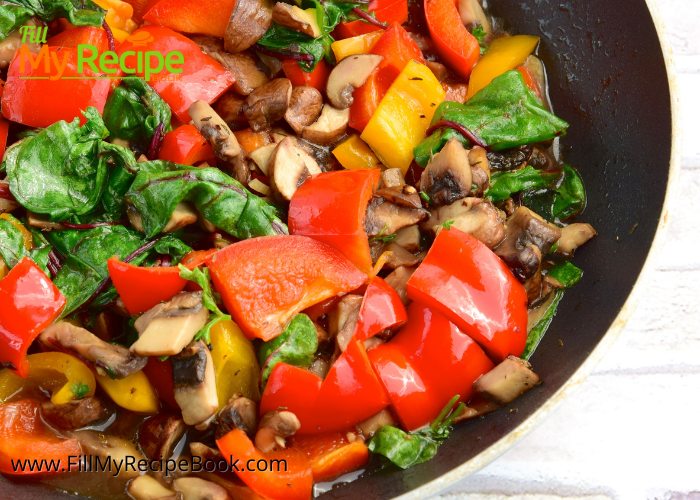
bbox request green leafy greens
[471,25,488,54]
[0,214,51,275]
[70,381,90,399]
[368,395,464,469]
[125,167,287,239]
[0,0,105,41]
[258,314,318,387]
[178,264,230,344]
[413,71,569,167]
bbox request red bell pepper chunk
[1,47,111,128]
[116,26,235,122]
[289,433,370,483]
[216,429,313,500]
[46,26,109,51]
[424,0,480,80]
[0,399,82,475]
[407,228,528,361]
[142,357,178,409]
[206,236,366,341]
[260,340,390,434]
[180,249,218,291]
[0,80,8,159]
[158,124,216,165]
[368,302,494,430]
[143,0,237,38]
[107,258,188,315]
[288,169,380,275]
[333,0,408,39]
[354,276,406,342]
[348,22,424,132]
[260,363,321,432]
[282,59,330,93]
[0,258,66,378]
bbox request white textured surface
[439,2,700,499]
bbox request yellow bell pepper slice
[210,319,261,408]
[467,35,540,99]
[361,60,445,174]
[331,31,383,62]
[332,135,382,170]
[96,370,159,414]
[0,352,96,405]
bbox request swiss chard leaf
[178,264,230,344]
[413,71,569,167]
[125,167,288,239]
[368,395,464,469]
[545,261,583,289]
[103,78,173,151]
[3,107,137,222]
[257,23,333,71]
[48,226,190,316]
[259,314,318,387]
[0,0,105,41]
[487,165,586,222]
[0,215,51,275]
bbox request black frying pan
[0,0,678,498]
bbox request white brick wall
[439,2,700,499]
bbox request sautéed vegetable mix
[0,0,596,497]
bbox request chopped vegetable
[259,314,318,387]
[424,0,480,80]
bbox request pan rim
[390,0,683,498]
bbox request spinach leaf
[257,23,333,71]
[0,0,105,41]
[103,78,173,151]
[487,165,586,222]
[125,167,287,239]
[259,314,318,387]
[3,107,137,222]
[368,395,464,469]
[521,261,582,360]
[413,71,569,167]
[178,264,230,344]
[0,215,51,274]
[48,226,190,316]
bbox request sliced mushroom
[225,0,274,53]
[384,266,415,305]
[523,266,543,305]
[381,168,406,188]
[555,222,596,257]
[256,51,284,78]
[268,137,321,202]
[172,340,219,427]
[473,355,539,404]
[486,145,532,172]
[231,152,252,185]
[436,201,505,249]
[296,138,334,171]
[308,354,331,379]
[284,85,323,134]
[453,396,500,423]
[421,137,473,206]
[425,61,448,83]
[301,105,349,146]
[248,143,278,175]
[213,92,248,129]
[131,291,210,357]
[27,210,66,231]
[189,442,224,471]
[254,411,301,453]
[128,202,198,234]
[272,3,321,37]
[420,197,482,231]
[243,78,292,131]
[365,196,429,237]
[139,413,187,461]
[494,206,561,281]
[328,294,363,353]
[173,477,230,500]
[458,0,490,32]
[469,145,490,195]
[216,396,258,440]
[190,35,269,95]
[356,409,396,440]
[41,397,108,430]
[127,475,178,500]
[326,54,383,109]
[376,184,423,209]
[0,18,42,68]
[39,322,147,379]
[189,100,242,161]
[382,242,424,269]
[393,225,421,253]
[73,431,145,479]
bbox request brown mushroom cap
[420,137,473,206]
[364,196,429,237]
[216,396,258,440]
[437,200,505,250]
[285,86,324,135]
[254,411,301,453]
[244,78,293,131]
[268,137,322,202]
[225,0,274,53]
[272,3,321,38]
[326,54,383,109]
[301,104,350,146]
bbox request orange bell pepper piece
[332,134,382,170]
[47,26,110,52]
[289,433,370,483]
[143,0,237,38]
[331,31,383,62]
[233,128,274,154]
